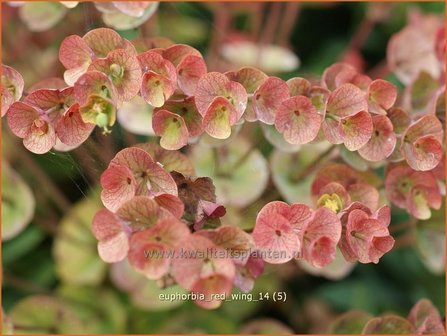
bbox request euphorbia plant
[2,15,444,310]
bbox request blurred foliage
[1,2,445,334]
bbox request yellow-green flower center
[317,193,343,213]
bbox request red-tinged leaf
[253,213,298,264]
[408,299,445,334]
[116,196,173,230]
[322,117,344,145]
[253,201,311,264]
[234,253,264,292]
[59,34,93,72]
[402,134,443,171]
[387,26,440,85]
[407,182,442,220]
[347,183,380,212]
[287,77,311,96]
[403,115,443,142]
[24,88,73,123]
[141,71,175,108]
[225,67,267,93]
[374,205,391,227]
[345,209,394,263]
[358,115,396,161]
[160,97,203,137]
[367,79,397,114]
[2,64,24,116]
[112,1,152,17]
[55,104,95,146]
[64,65,92,87]
[302,207,341,267]
[202,96,238,139]
[89,49,142,102]
[171,235,236,290]
[162,44,202,67]
[152,109,189,150]
[131,37,174,53]
[110,147,178,196]
[308,86,330,114]
[74,70,117,105]
[92,209,129,263]
[191,274,233,309]
[225,67,267,122]
[194,72,247,120]
[199,225,254,265]
[7,102,40,138]
[326,83,368,117]
[83,27,136,58]
[275,95,322,145]
[252,77,290,124]
[385,165,416,208]
[100,165,137,212]
[153,194,184,219]
[177,55,207,96]
[311,163,363,196]
[339,111,373,151]
[128,241,169,279]
[351,73,372,91]
[322,63,357,91]
[23,119,56,154]
[128,217,188,278]
[138,50,177,82]
[134,142,195,176]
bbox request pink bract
[88,48,142,102]
[252,201,312,264]
[301,207,341,268]
[92,209,130,263]
[252,77,290,125]
[401,115,443,171]
[385,165,441,220]
[358,115,396,161]
[7,102,56,154]
[194,72,248,122]
[340,205,394,264]
[171,234,236,290]
[274,95,322,145]
[100,147,177,210]
[1,64,24,117]
[152,109,189,150]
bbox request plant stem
[289,145,337,182]
[277,2,301,47]
[3,272,51,294]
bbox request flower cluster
[2,20,444,310]
[93,143,264,309]
[4,27,444,174]
[253,163,394,266]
